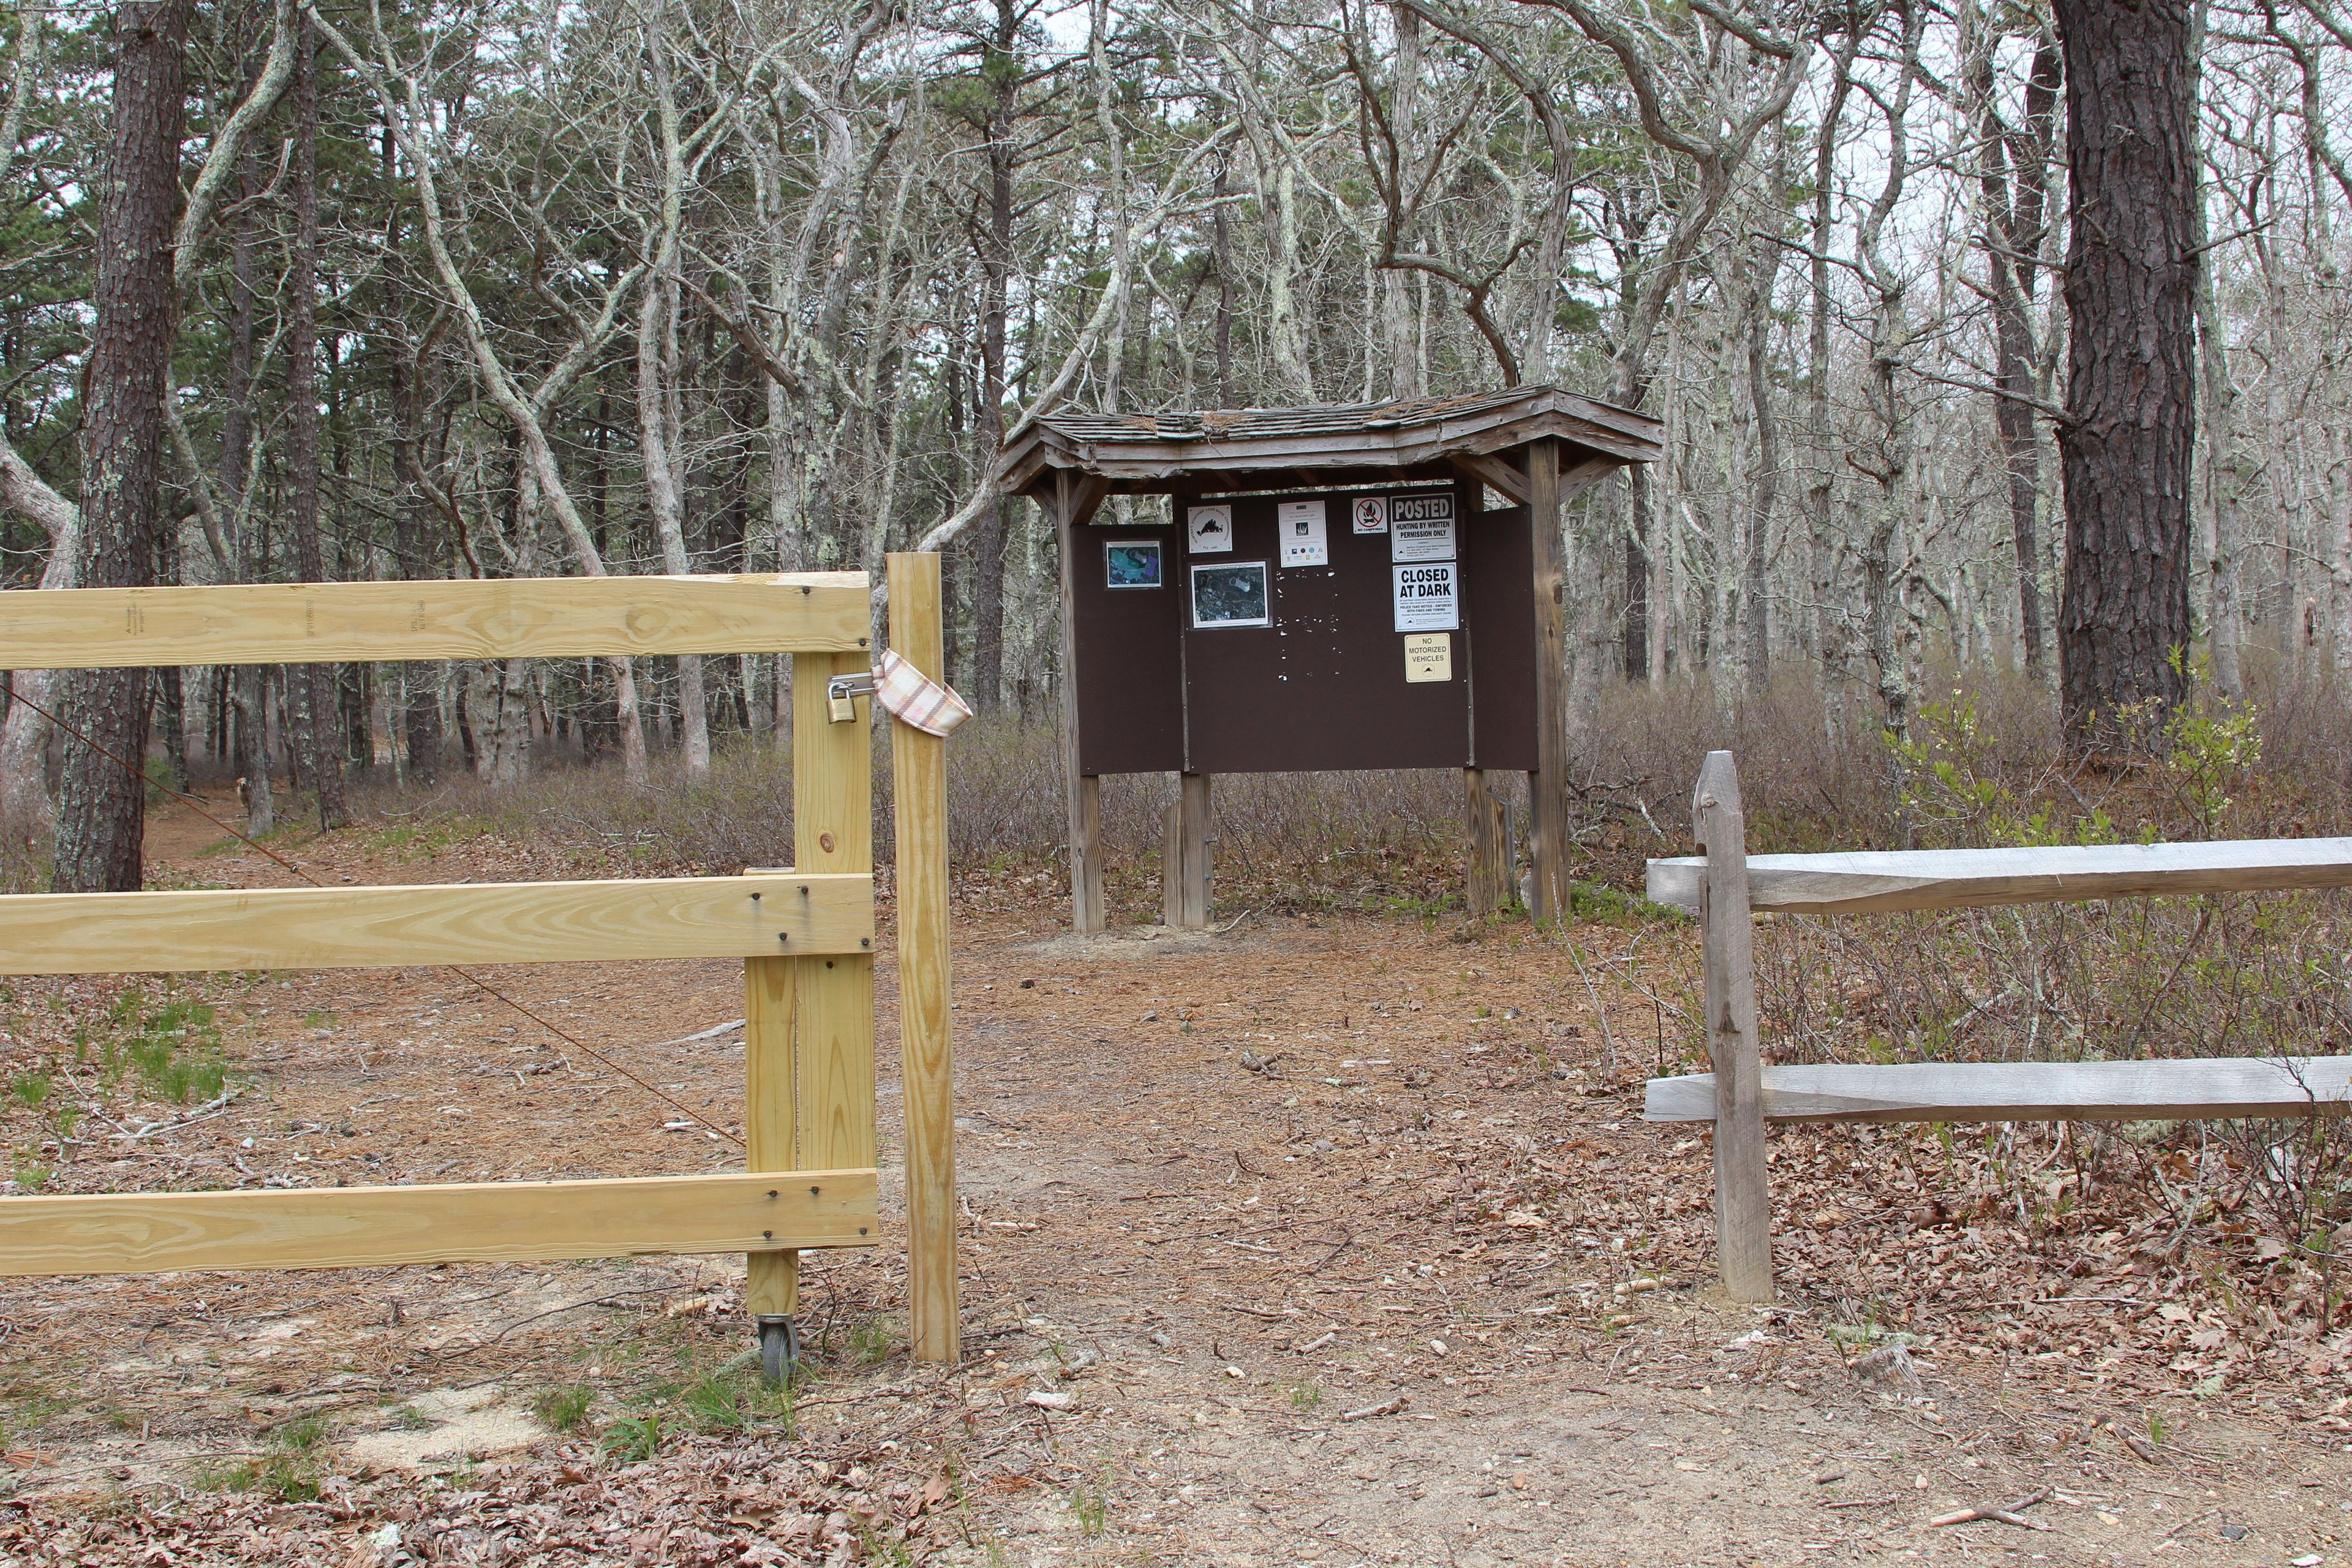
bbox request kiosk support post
[1528,440,1569,922]
[1466,767,1512,913]
[1163,772,1213,927]
[1526,447,1637,924]
[1052,472,1109,933]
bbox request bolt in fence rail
[1644,750,2352,1302]
[0,569,962,1366]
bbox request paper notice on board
[1404,632,1452,682]
[1186,503,1234,554]
[1389,491,1457,561]
[1393,562,1460,631]
[1351,495,1390,533]
[1278,499,1329,567]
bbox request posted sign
[1393,562,1460,632]
[1389,492,1457,562]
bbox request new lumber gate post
[0,571,961,1371]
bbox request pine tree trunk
[53,0,194,893]
[2054,0,2199,745]
[385,303,444,780]
[285,20,346,827]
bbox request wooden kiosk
[998,386,1662,931]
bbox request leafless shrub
[343,717,1479,915]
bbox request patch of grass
[588,1322,795,1442]
[255,1452,322,1502]
[598,1411,663,1463]
[1382,889,1463,925]
[277,1414,328,1453]
[1,1389,68,1442]
[654,1360,794,1436]
[202,1415,330,1502]
[10,1150,51,1191]
[854,1523,921,1567]
[194,1458,260,1493]
[679,1370,755,1432]
[8,1068,51,1108]
[530,1383,594,1433]
[840,1314,899,1368]
[390,1405,432,1431]
[89,990,231,1106]
[1284,1382,1323,1410]
[365,818,477,859]
[1565,878,1691,927]
[301,1011,334,1030]
[1067,1464,1114,1538]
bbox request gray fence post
[1694,750,1775,1303]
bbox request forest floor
[0,798,2346,1566]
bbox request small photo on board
[1104,540,1163,589]
[1191,561,1270,628]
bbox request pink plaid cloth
[873,649,973,737]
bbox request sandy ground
[0,802,2344,1565]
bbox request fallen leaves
[0,1442,930,1567]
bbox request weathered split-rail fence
[0,556,960,1370]
[1645,751,2352,1302]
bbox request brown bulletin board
[1069,483,1537,776]
[1070,522,1185,774]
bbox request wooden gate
[0,556,959,1367]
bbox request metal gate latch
[826,671,876,723]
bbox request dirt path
[0,813,2344,1565]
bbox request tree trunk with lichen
[53,0,194,893]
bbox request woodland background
[9,0,2352,1442]
[0,0,2349,850]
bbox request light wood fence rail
[0,574,871,667]
[1643,752,2352,1302]
[0,570,959,1366]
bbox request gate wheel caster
[756,1316,801,1386]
